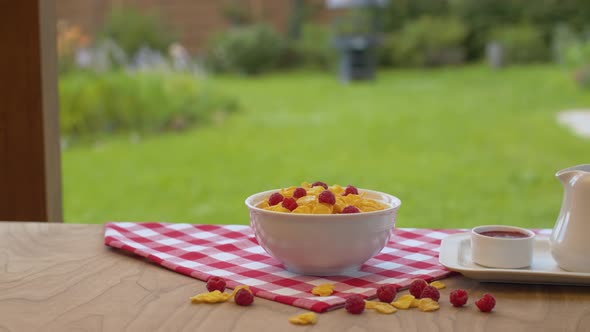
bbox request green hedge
[59,70,238,141]
[381,0,590,61]
[206,24,285,75]
[384,16,468,67]
[99,7,178,57]
[290,24,337,70]
[489,24,548,64]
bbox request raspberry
[343,185,359,196]
[344,295,365,314]
[311,181,328,189]
[318,190,336,205]
[341,205,360,214]
[268,192,284,206]
[409,279,428,298]
[293,187,307,199]
[234,288,254,306]
[475,293,496,312]
[206,276,226,293]
[282,197,298,211]
[449,289,468,307]
[376,285,397,303]
[420,285,440,302]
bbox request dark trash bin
[327,0,387,82]
[333,35,379,82]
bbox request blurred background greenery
[56,0,590,228]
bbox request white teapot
[551,165,590,273]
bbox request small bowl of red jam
[471,225,535,269]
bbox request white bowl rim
[245,188,401,218]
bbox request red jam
[478,230,529,238]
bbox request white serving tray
[439,233,590,285]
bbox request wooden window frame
[0,1,62,222]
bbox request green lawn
[62,65,590,229]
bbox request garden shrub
[379,0,590,61]
[59,70,238,141]
[99,7,178,58]
[563,36,590,69]
[381,0,451,32]
[553,26,590,88]
[488,24,548,64]
[290,24,336,70]
[206,24,285,75]
[551,24,582,65]
[386,16,468,67]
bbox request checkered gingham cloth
[104,222,464,313]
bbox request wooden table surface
[0,222,589,332]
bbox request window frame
[0,0,62,222]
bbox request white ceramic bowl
[245,188,401,276]
[471,225,535,269]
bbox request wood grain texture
[0,223,589,332]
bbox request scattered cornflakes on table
[190,290,231,304]
[418,298,440,312]
[392,294,416,309]
[430,281,446,290]
[311,283,335,296]
[190,284,252,304]
[364,300,397,314]
[289,312,318,325]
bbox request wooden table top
[0,222,589,332]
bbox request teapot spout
[556,164,590,185]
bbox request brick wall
[55,0,332,54]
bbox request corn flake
[301,182,312,189]
[333,201,346,214]
[190,290,231,304]
[266,205,290,213]
[373,303,397,314]
[364,300,379,309]
[308,186,325,196]
[296,195,317,206]
[292,205,312,214]
[289,312,318,325]
[358,199,388,212]
[311,283,334,296]
[392,294,415,309]
[365,300,397,314]
[343,194,362,206]
[418,298,440,312]
[311,203,332,214]
[280,186,297,198]
[329,184,345,195]
[429,281,446,290]
[359,206,380,213]
[407,298,421,308]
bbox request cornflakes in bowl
[245,182,401,276]
[257,182,390,215]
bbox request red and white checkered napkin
[104,222,463,313]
